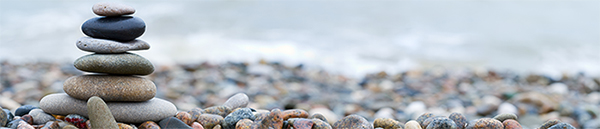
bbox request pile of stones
[38,1,176,126]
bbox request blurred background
[1,0,598,79]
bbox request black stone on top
[81,16,146,41]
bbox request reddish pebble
[293,118,314,129]
[176,111,194,126]
[20,115,33,125]
[64,114,88,129]
[260,109,283,129]
[192,122,204,129]
[282,109,309,120]
[138,121,160,129]
[468,118,503,129]
[502,119,522,129]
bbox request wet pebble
[0,109,7,127]
[118,123,135,129]
[176,111,193,126]
[192,122,204,129]
[29,109,55,125]
[197,114,223,129]
[492,113,518,122]
[332,114,372,129]
[159,117,192,129]
[223,108,255,129]
[17,121,33,129]
[502,119,522,129]
[292,118,313,129]
[138,121,160,129]
[449,112,467,129]
[188,107,203,122]
[259,109,283,129]
[40,121,60,129]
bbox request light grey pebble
[76,37,150,53]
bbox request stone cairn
[38,2,177,126]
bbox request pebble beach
[1,1,600,129]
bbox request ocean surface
[1,0,599,78]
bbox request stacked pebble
[34,2,176,127]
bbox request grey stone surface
[92,2,135,16]
[74,53,154,75]
[82,16,145,41]
[222,93,249,109]
[87,96,119,128]
[39,93,177,124]
[28,109,55,125]
[76,37,150,53]
[63,75,156,102]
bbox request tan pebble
[213,124,222,129]
[405,120,422,129]
[192,122,204,129]
[492,113,518,122]
[87,96,119,129]
[138,121,160,129]
[202,106,232,118]
[222,93,249,109]
[235,119,254,129]
[282,109,309,120]
[188,107,203,122]
[539,119,561,129]
[468,118,503,129]
[117,123,134,129]
[176,111,194,126]
[197,114,223,129]
[92,2,135,16]
[259,108,283,129]
[374,118,403,129]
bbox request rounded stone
[202,106,232,118]
[332,114,373,129]
[309,113,328,123]
[20,114,33,125]
[139,121,160,129]
[28,109,55,125]
[373,118,402,129]
[548,123,576,129]
[405,120,422,129]
[176,111,193,126]
[223,108,255,129]
[65,114,88,129]
[192,122,204,129]
[222,93,249,109]
[416,113,434,129]
[502,119,522,129]
[540,119,561,129]
[81,16,145,41]
[14,105,38,116]
[426,117,457,129]
[76,37,150,53]
[282,109,309,120]
[468,118,503,129]
[39,93,177,124]
[87,96,119,129]
[260,109,283,129]
[159,117,192,129]
[449,112,467,129]
[197,114,223,129]
[235,119,253,129]
[63,75,156,102]
[312,119,332,129]
[0,108,7,127]
[492,113,518,122]
[74,53,154,75]
[92,2,135,16]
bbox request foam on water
[1,0,599,78]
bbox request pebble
[292,118,314,129]
[87,96,119,128]
[118,123,135,129]
[492,113,517,122]
[40,93,177,123]
[259,108,283,129]
[0,108,7,127]
[373,118,403,129]
[467,118,503,129]
[76,37,150,53]
[40,121,60,129]
[309,107,338,124]
[29,109,55,125]
[64,114,88,129]
[8,119,24,128]
[426,117,458,129]
[548,123,576,129]
[497,102,518,115]
[282,109,309,120]
[235,119,253,129]
[20,115,33,125]
[202,106,232,118]
[159,117,193,129]
[63,75,156,102]
[3,109,13,122]
[188,107,203,122]
[223,108,255,129]
[192,122,204,129]
[92,2,135,16]
[374,107,395,119]
[309,113,328,123]
[14,105,38,116]
[539,119,561,129]
[449,112,467,129]
[197,114,223,129]
[502,119,522,129]
[138,121,160,129]
[405,120,422,129]
[62,125,78,129]
[222,93,249,109]
[73,53,154,75]
[416,112,434,128]
[176,111,193,126]
[332,114,373,129]
[214,125,222,129]
[81,16,145,41]
[16,121,33,129]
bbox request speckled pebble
[373,118,403,129]
[548,123,576,129]
[292,118,314,129]
[28,109,55,125]
[74,53,154,75]
[202,106,232,118]
[235,119,253,129]
[118,123,135,129]
[502,119,522,129]
[259,108,283,129]
[87,96,119,129]
[214,125,222,129]
[40,121,60,129]
[176,111,193,126]
[223,108,255,129]
[159,117,192,129]
[449,112,467,129]
[426,117,457,129]
[492,113,518,122]
[311,119,332,129]
[467,118,503,129]
[92,2,135,16]
[197,114,223,129]
[223,93,249,109]
[405,120,422,129]
[138,121,160,129]
[309,113,328,123]
[64,114,88,129]
[416,112,434,129]
[332,114,373,129]
[539,119,561,129]
[63,75,156,102]
[76,37,150,53]
[188,107,203,122]
[282,109,309,120]
[0,109,6,127]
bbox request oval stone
[74,53,154,75]
[63,75,156,102]
[92,2,135,16]
[332,114,373,129]
[81,16,145,41]
[76,37,150,53]
[222,93,249,109]
[39,93,177,124]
